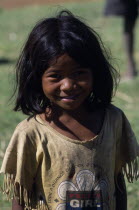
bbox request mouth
[58,94,80,101]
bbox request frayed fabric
[115,157,139,194]
[0,173,47,210]
[123,157,139,183]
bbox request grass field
[0,0,139,209]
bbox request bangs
[61,34,92,68]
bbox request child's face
[42,54,93,111]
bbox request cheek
[42,79,51,95]
[89,75,93,90]
[88,76,93,85]
[83,72,93,89]
[84,76,93,91]
[42,80,47,93]
[42,80,59,97]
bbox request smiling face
[42,54,93,112]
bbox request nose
[60,78,76,91]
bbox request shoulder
[108,104,138,144]
[16,115,39,130]
[15,115,46,132]
[106,104,124,122]
[107,104,134,128]
[106,104,130,136]
[11,115,47,146]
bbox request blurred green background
[0,0,139,209]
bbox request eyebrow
[44,69,62,74]
[44,65,90,74]
[44,68,62,74]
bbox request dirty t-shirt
[0,105,139,210]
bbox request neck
[45,104,89,123]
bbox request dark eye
[74,70,86,77]
[78,70,86,75]
[49,74,61,79]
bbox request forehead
[49,54,80,68]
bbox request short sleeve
[115,111,139,183]
[0,126,39,208]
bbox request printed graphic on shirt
[66,190,102,209]
[56,169,109,210]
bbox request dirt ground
[0,0,96,10]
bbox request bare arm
[12,199,24,210]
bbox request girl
[0,10,139,210]
[104,0,138,78]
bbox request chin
[60,104,83,111]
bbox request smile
[58,94,80,100]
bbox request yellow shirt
[0,105,139,210]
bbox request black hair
[13,10,119,115]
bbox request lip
[58,94,80,100]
